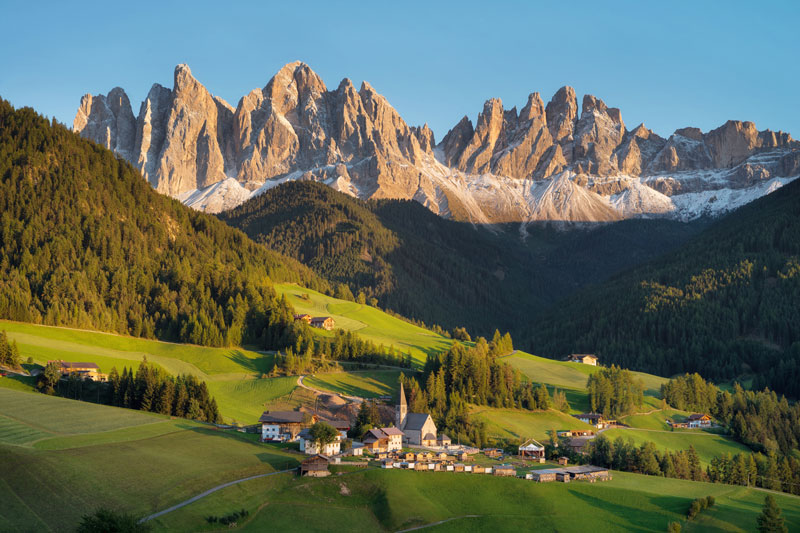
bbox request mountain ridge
[74,62,800,222]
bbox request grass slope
[305,371,403,399]
[151,468,800,533]
[0,320,287,424]
[275,283,455,366]
[0,389,301,532]
[470,406,595,442]
[602,428,750,466]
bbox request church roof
[404,413,433,431]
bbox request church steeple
[397,380,408,429]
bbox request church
[396,382,439,447]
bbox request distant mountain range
[74,62,800,223]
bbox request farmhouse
[564,465,611,481]
[566,354,598,366]
[518,438,545,459]
[49,361,107,382]
[298,428,342,455]
[687,413,712,428]
[299,454,331,477]
[310,317,335,330]
[573,413,612,429]
[396,383,443,446]
[363,427,404,452]
[259,411,316,442]
[293,314,312,324]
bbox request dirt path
[139,469,294,523]
[395,515,482,532]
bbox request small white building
[298,428,342,456]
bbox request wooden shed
[299,454,331,477]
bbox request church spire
[397,380,408,429]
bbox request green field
[275,283,455,366]
[502,351,668,396]
[305,371,404,399]
[150,467,800,532]
[2,388,798,532]
[602,427,751,466]
[0,388,301,532]
[0,320,290,424]
[470,406,595,443]
[621,408,691,430]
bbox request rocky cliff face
[75,63,800,222]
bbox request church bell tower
[397,381,408,429]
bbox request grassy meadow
[0,388,301,532]
[305,370,404,399]
[149,467,800,532]
[470,406,595,443]
[0,319,290,424]
[275,283,455,366]
[601,427,751,466]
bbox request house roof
[364,428,389,442]
[324,419,351,430]
[566,437,594,449]
[574,413,604,421]
[311,316,332,323]
[259,411,307,424]
[519,438,544,451]
[688,413,710,421]
[423,432,436,441]
[52,361,100,370]
[381,427,404,436]
[438,433,450,440]
[301,454,331,465]
[404,413,433,431]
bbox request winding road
[139,469,294,523]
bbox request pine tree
[756,495,788,533]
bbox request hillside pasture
[601,427,750,466]
[150,468,800,533]
[275,284,455,366]
[0,389,301,532]
[470,406,595,443]
[305,371,403,399]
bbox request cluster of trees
[398,332,551,448]
[586,435,705,480]
[532,177,800,398]
[351,399,383,439]
[662,373,800,455]
[0,330,21,369]
[686,496,715,522]
[37,357,220,423]
[586,365,645,418]
[0,100,324,351]
[707,452,800,496]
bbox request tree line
[662,373,800,455]
[37,357,220,423]
[586,365,645,418]
[0,330,21,369]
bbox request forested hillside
[221,181,703,336]
[0,100,325,348]
[532,178,800,397]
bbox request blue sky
[2,0,798,141]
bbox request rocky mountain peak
[75,64,800,222]
[545,86,578,143]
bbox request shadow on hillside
[567,488,686,531]
[226,350,272,375]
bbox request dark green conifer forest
[0,100,326,349]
